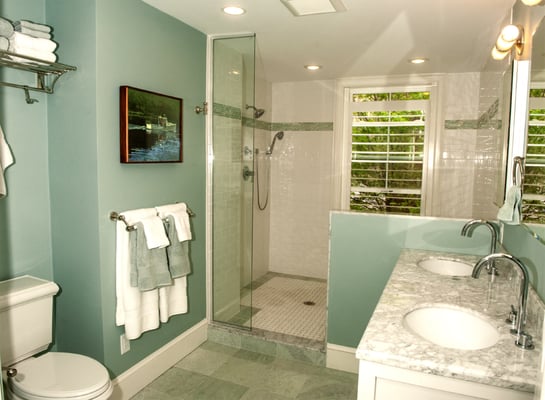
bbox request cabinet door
[375,377,485,400]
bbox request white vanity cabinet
[358,361,532,400]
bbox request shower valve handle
[242,166,254,181]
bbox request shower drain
[303,301,316,306]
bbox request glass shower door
[211,35,255,329]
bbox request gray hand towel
[0,17,14,39]
[129,222,172,291]
[165,216,191,278]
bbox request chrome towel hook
[513,156,525,187]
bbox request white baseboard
[326,343,358,373]
[110,320,208,400]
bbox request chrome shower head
[266,131,284,155]
[246,104,265,119]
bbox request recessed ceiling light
[305,65,322,70]
[409,57,428,64]
[222,6,246,15]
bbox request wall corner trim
[326,343,358,373]
[110,320,208,399]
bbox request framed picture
[120,86,183,163]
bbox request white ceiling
[143,0,516,82]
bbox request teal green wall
[1,0,206,378]
[0,0,53,281]
[327,212,491,348]
[503,223,545,300]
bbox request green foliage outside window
[350,90,428,215]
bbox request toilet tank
[0,275,59,367]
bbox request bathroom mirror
[523,14,545,225]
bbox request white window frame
[332,75,444,215]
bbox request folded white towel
[8,46,57,64]
[0,17,14,38]
[9,31,57,52]
[115,208,163,340]
[14,26,52,39]
[139,214,170,249]
[156,203,192,242]
[0,37,8,51]
[13,20,52,33]
[0,124,14,198]
[159,276,188,323]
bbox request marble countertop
[356,248,542,393]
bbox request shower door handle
[242,166,254,181]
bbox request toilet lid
[9,352,112,400]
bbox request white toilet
[0,275,113,400]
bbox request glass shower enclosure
[211,35,256,329]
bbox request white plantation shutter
[349,87,430,215]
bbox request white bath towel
[0,17,14,38]
[0,37,8,52]
[159,276,188,323]
[13,26,51,39]
[155,203,192,242]
[13,20,52,33]
[115,208,162,340]
[7,47,57,64]
[0,124,14,199]
[9,32,57,53]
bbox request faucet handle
[515,332,534,350]
[506,305,517,328]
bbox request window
[348,87,431,215]
[523,87,545,223]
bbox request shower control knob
[6,368,17,378]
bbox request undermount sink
[417,257,473,276]
[403,305,500,350]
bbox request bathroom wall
[0,0,53,281]
[431,73,480,217]
[252,56,273,281]
[269,80,336,279]
[1,0,207,378]
[503,223,545,300]
[327,212,491,348]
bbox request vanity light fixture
[304,64,322,70]
[491,24,524,61]
[222,6,246,15]
[521,0,544,6]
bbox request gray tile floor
[130,341,358,399]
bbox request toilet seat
[7,352,112,400]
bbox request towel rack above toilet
[110,206,195,232]
[0,50,77,104]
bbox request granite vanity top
[356,248,543,393]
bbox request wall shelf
[0,50,76,104]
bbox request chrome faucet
[461,220,498,275]
[461,219,497,254]
[473,253,534,350]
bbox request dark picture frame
[120,86,183,163]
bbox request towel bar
[110,206,195,232]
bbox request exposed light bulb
[304,65,322,71]
[521,0,543,5]
[491,46,509,61]
[496,25,521,51]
